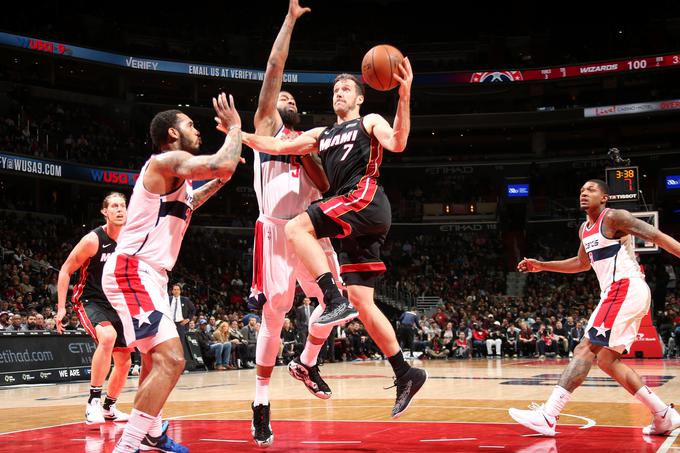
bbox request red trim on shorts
[99,321,112,327]
[319,177,379,218]
[593,278,630,329]
[113,346,135,353]
[340,262,386,274]
[76,304,98,342]
[71,258,90,304]
[251,220,264,293]
[113,254,155,317]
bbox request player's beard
[179,133,200,153]
[278,108,301,128]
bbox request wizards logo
[470,71,524,83]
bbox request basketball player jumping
[57,192,132,425]
[510,179,680,436]
[240,60,428,418]
[102,93,243,453]
[241,0,346,447]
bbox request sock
[113,409,155,453]
[148,413,163,438]
[387,351,410,379]
[89,386,102,403]
[316,272,341,303]
[254,375,270,406]
[544,385,571,417]
[635,385,667,414]
[301,340,323,367]
[103,395,117,411]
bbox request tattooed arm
[606,208,680,258]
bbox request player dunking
[57,192,132,424]
[509,179,680,436]
[243,1,346,446]
[102,93,243,453]
[241,62,428,418]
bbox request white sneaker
[85,398,105,425]
[130,364,140,376]
[103,403,130,422]
[642,404,680,435]
[508,403,557,436]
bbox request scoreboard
[605,166,639,202]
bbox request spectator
[518,322,536,357]
[471,323,488,357]
[486,321,504,358]
[6,314,25,331]
[424,332,449,359]
[280,318,301,364]
[0,311,10,330]
[569,321,585,357]
[240,317,258,368]
[451,331,470,359]
[213,321,236,370]
[228,320,251,369]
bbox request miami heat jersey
[72,226,115,304]
[253,125,321,219]
[115,158,194,271]
[318,117,382,196]
[581,208,643,291]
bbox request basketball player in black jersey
[57,192,132,424]
[241,61,428,418]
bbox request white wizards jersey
[115,158,194,272]
[252,125,321,219]
[581,208,643,291]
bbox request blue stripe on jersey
[590,243,621,262]
[159,200,190,221]
[259,152,291,164]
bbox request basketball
[361,44,404,91]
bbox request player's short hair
[102,192,126,210]
[587,178,610,194]
[150,109,183,150]
[334,73,365,97]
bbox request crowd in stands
[1,211,679,372]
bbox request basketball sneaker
[642,404,680,435]
[252,403,273,447]
[139,420,188,452]
[314,295,358,327]
[103,403,130,422]
[390,367,428,418]
[508,403,557,436]
[288,357,332,399]
[86,398,106,425]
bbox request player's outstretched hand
[517,257,542,273]
[393,57,413,99]
[289,0,311,20]
[213,93,241,134]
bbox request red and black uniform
[307,117,391,287]
[72,226,131,351]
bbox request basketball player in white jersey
[56,192,131,425]
[510,179,680,437]
[103,93,243,453]
[245,1,344,447]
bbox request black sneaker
[288,357,332,399]
[389,367,428,418]
[251,403,273,447]
[313,296,358,327]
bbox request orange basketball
[361,44,404,91]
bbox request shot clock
[605,166,639,202]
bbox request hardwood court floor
[1,358,679,452]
